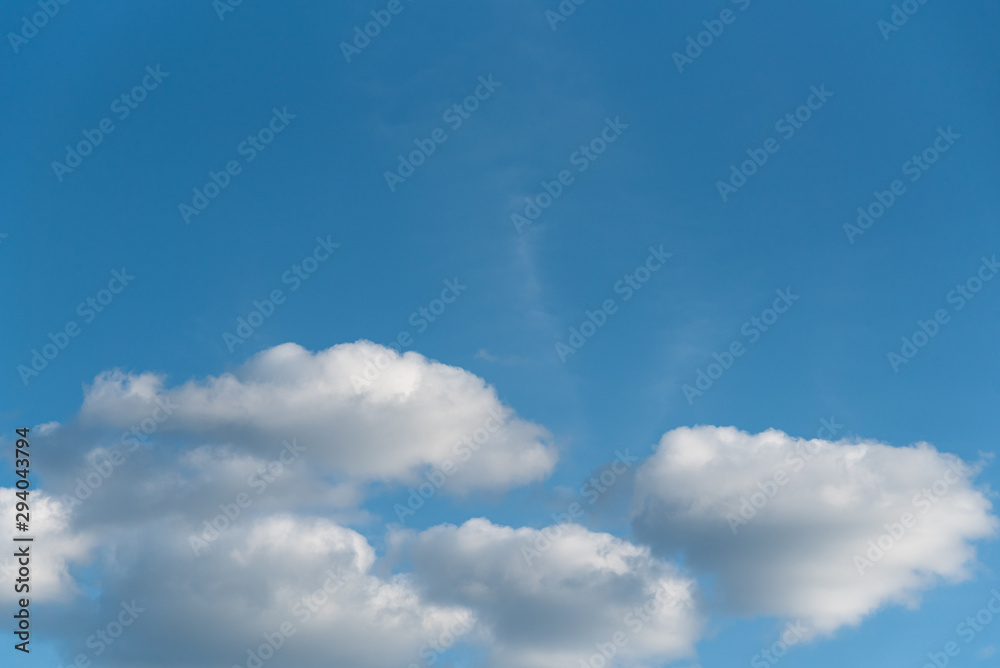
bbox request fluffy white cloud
[404,518,702,668]
[76,341,558,493]
[631,426,998,634]
[43,513,474,668]
[0,490,95,604]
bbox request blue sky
[2,1,1000,667]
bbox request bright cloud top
[77,341,558,493]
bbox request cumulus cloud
[74,341,558,493]
[404,518,702,668]
[631,426,998,633]
[44,513,474,668]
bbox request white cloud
[34,509,701,668]
[76,341,558,493]
[43,513,474,668]
[0,491,95,603]
[631,426,998,634]
[403,518,702,668]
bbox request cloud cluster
[27,342,700,668]
[16,344,998,667]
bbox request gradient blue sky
[3,1,1000,667]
